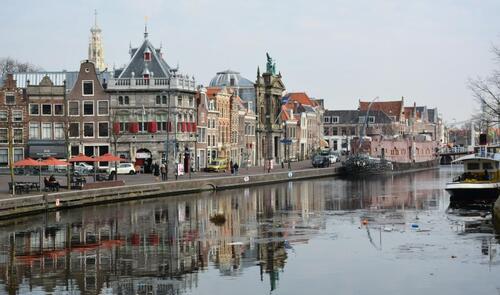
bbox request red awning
[113,122,120,135]
[14,157,40,167]
[94,153,123,162]
[40,157,69,166]
[69,153,97,162]
[129,122,139,133]
[148,121,158,133]
[182,122,187,132]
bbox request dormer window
[143,73,150,79]
[144,48,151,61]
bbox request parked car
[328,154,339,164]
[74,162,94,174]
[107,163,136,175]
[206,158,229,172]
[312,155,330,168]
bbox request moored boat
[343,154,393,174]
[445,152,500,200]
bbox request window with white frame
[177,96,182,107]
[82,81,94,96]
[29,104,39,115]
[42,123,52,139]
[54,104,64,116]
[13,129,23,143]
[29,123,40,139]
[368,116,375,123]
[0,129,6,143]
[69,101,79,115]
[69,123,79,138]
[83,122,94,137]
[0,149,7,166]
[98,122,109,137]
[358,116,365,124]
[332,116,339,123]
[14,148,23,162]
[0,111,6,121]
[97,101,109,115]
[42,104,52,115]
[12,110,22,122]
[324,116,331,123]
[83,101,94,115]
[54,123,64,139]
[5,93,15,104]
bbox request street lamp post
[163,89,169,181]
[7,106,15,196]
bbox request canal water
[0,167,498,295]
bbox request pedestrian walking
[160,163,166,181]
[233,162,239,175]
[230,160,234,174]
[153,162,160,178]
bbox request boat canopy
[452,153,500,163]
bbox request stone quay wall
[0,167,340,220]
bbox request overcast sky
[1,0,499,122]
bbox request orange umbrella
[69,153,97,162]
[14,157,40,167]
[40,157,69,166]
[93,153,123,162]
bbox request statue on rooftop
[266,52,276,75]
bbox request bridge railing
[439,147,468,154]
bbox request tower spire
[88,10,106,71]
[144,16,149,39]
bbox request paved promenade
[0,160,332,199]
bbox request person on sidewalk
[153,162,160,179]
[233,162,239,175]
[230,160,234,174]
[160,163,166,181]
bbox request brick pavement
[0,160,335,199]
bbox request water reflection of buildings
[0,180,328,294]
[326,169,445,211]
[0,170,450,294]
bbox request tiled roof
[206,87,222,98]
[283,92,317,106]
[324,110,393,124]
[118,37,171,79]
[359,99,403,120]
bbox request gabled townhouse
[282,92,324,160]
[323,110,393,153]
[26,76,67,159]
[67,60,111,158]
[196,88,208,170]
[0,74,27,167]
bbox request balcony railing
[108,76,196,91]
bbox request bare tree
[469,45,500,126]
[0,57,42,76]
[109,110,124,180]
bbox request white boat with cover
[445,152,500,200]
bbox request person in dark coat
[153,162,160,177]
[230,160,234,174]
[233,162,239,175]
